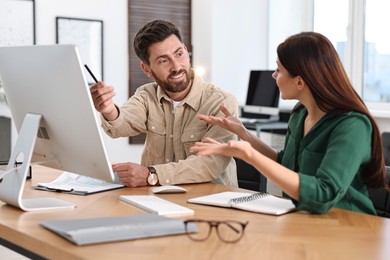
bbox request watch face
[148,173,158,186]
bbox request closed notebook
[188,191,296,216]
[40,213,196,246]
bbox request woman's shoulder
[326,111,372,137]
[334,111,370,124]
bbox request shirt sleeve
[100,89,149,138]
[295,114,372,214]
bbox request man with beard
[90,20,238,188]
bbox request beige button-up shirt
[101,71,238,187]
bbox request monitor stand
[0,113,76,211]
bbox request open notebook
[188,191,296,216]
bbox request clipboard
[32,171,124,195]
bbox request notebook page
[188,191,295,216]
[232,194,295,215]
[188,191,254,207]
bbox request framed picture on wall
[0,0,36,47]
[56,17,104,84]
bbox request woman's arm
[197,104,278,161]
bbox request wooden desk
[1,166,390,260]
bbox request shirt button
[165,179,170,184]
[151,126,156,130]
[170,134,173,138]
[190,134,194,138]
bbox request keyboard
[119,195,194,217]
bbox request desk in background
[242,118,288,137]
[1,166,390,260]
[241,108,290,139]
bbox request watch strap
[147,166,159,185]
[147,166,157,175]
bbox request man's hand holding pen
[85,64,119,121]
[90,81,118,121]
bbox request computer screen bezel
[242,70,280,118]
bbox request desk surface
[1,166,390,260]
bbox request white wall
[192,0,269,106]
[191,0,309,110]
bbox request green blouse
[277,105,376,215]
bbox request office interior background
[0,0,389,165]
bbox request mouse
[152,185,187,194]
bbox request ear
[182,43,190,59]
[296,76,306,91]
[141,62,153,78]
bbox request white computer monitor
[0,45,115,211]
[242,70,280,119]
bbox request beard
[152,68,191,93]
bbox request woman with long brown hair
[191,32,388,215]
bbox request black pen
[84,64,99,83]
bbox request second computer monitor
[242,70,280,119]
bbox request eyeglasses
[184,219,248,243]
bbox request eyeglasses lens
[187,221,211,241]
[217,222,244,242]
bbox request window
[313,0,349,66]
[313,0,390,116]
[363,0,390,103]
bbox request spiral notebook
[188,191,296,216]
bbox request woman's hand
[197,104,246,136]
[190,137,253,162]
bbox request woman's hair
[277,31,387,189]
[133,20,182,64]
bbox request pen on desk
[84,64,99,83]
[35,185,74,193]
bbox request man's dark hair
[133,20,182,64]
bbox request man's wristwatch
[147,167,159,186]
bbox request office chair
[368,132,390,218]
[235,158,267,193]
[382,132,390,165]
[368,166,390,218]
